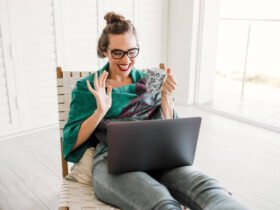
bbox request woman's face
[104,32,138,78]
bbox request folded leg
[92,152,182,210]
[150,166,248,210]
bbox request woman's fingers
[107,85,112,97]
[168,76,177,86]
[102,71,108,86]
[162,67,178,95]
[166,73,177,84]
[166,79,176,90]
[93,71,107,89]
[162,82,173,93]
[166,67,178,85]
[89,71,109,95]
[164,73,177,89]
[99,71,108,88]
[94,72,99,90]
[98,71,104,87]
[102,71,108,88]
[86,80,96,96]
[166,67,171,74]
[162,77,177,95]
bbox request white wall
[0,0,170,139]
[167,0,200,105]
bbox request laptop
[107,117,202,174]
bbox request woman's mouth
[117,64,131,71]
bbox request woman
[63,12,248,210]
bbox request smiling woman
[97,12,139,81]
[62,11,248,210]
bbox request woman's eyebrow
[110,46,138,51]
[110,48,123,51]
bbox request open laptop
[107,117,202,174]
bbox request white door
[0,0,19,137]
[7,0,58,131]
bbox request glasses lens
[127,48,139,58]
[111,50,124,59]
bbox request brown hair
[97,12,138,58]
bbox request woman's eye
[128,50,137,56]
[113,51,123,56]
[128,51,136,56]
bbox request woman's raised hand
[86,71,112,115]
[161,68,177,97]
[160,67,178,119]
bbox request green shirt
[63,62,147,163]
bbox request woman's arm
[161,95,174,119]
[160,67,177,119]
[71,71,112,152]
[71,109,105,152]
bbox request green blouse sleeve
[62,66,144,163]
[62,77,97,163]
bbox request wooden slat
[159,63,165,70]
[59,121,66,129]
[64,94,71,106]
[57,86,65,94]
[60,129,63,138]
[81,71,92,77]
[57,86,75,95]
[57,78,63,86]
[59,112,67,121]
[57,67,63,78]
[71,71,82,79]
[58,178,119,209]
[58,104,70,112]
[60,137,68,178]
[58,95,65,104]
[62,71,73,92]
[63,85,75,94]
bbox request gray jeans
[92,151,248,210]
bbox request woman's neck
[108,67,131,82]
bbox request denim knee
[152,200,182,210]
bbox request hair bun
[104,12,125,24]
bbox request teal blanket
[63,62,179,163]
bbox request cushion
[65,147,95,186]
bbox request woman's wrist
[95,109,107,119]
[161,94,174,119]
[72,108,106,153]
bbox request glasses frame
[107,43,140,59]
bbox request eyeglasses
[107,44,140,59]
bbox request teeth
[118,64,130,70]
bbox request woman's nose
[122,54,131,63]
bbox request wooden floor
[0,105,280,210]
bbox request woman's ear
[103,50,109,57]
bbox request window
[196,0,280,131]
